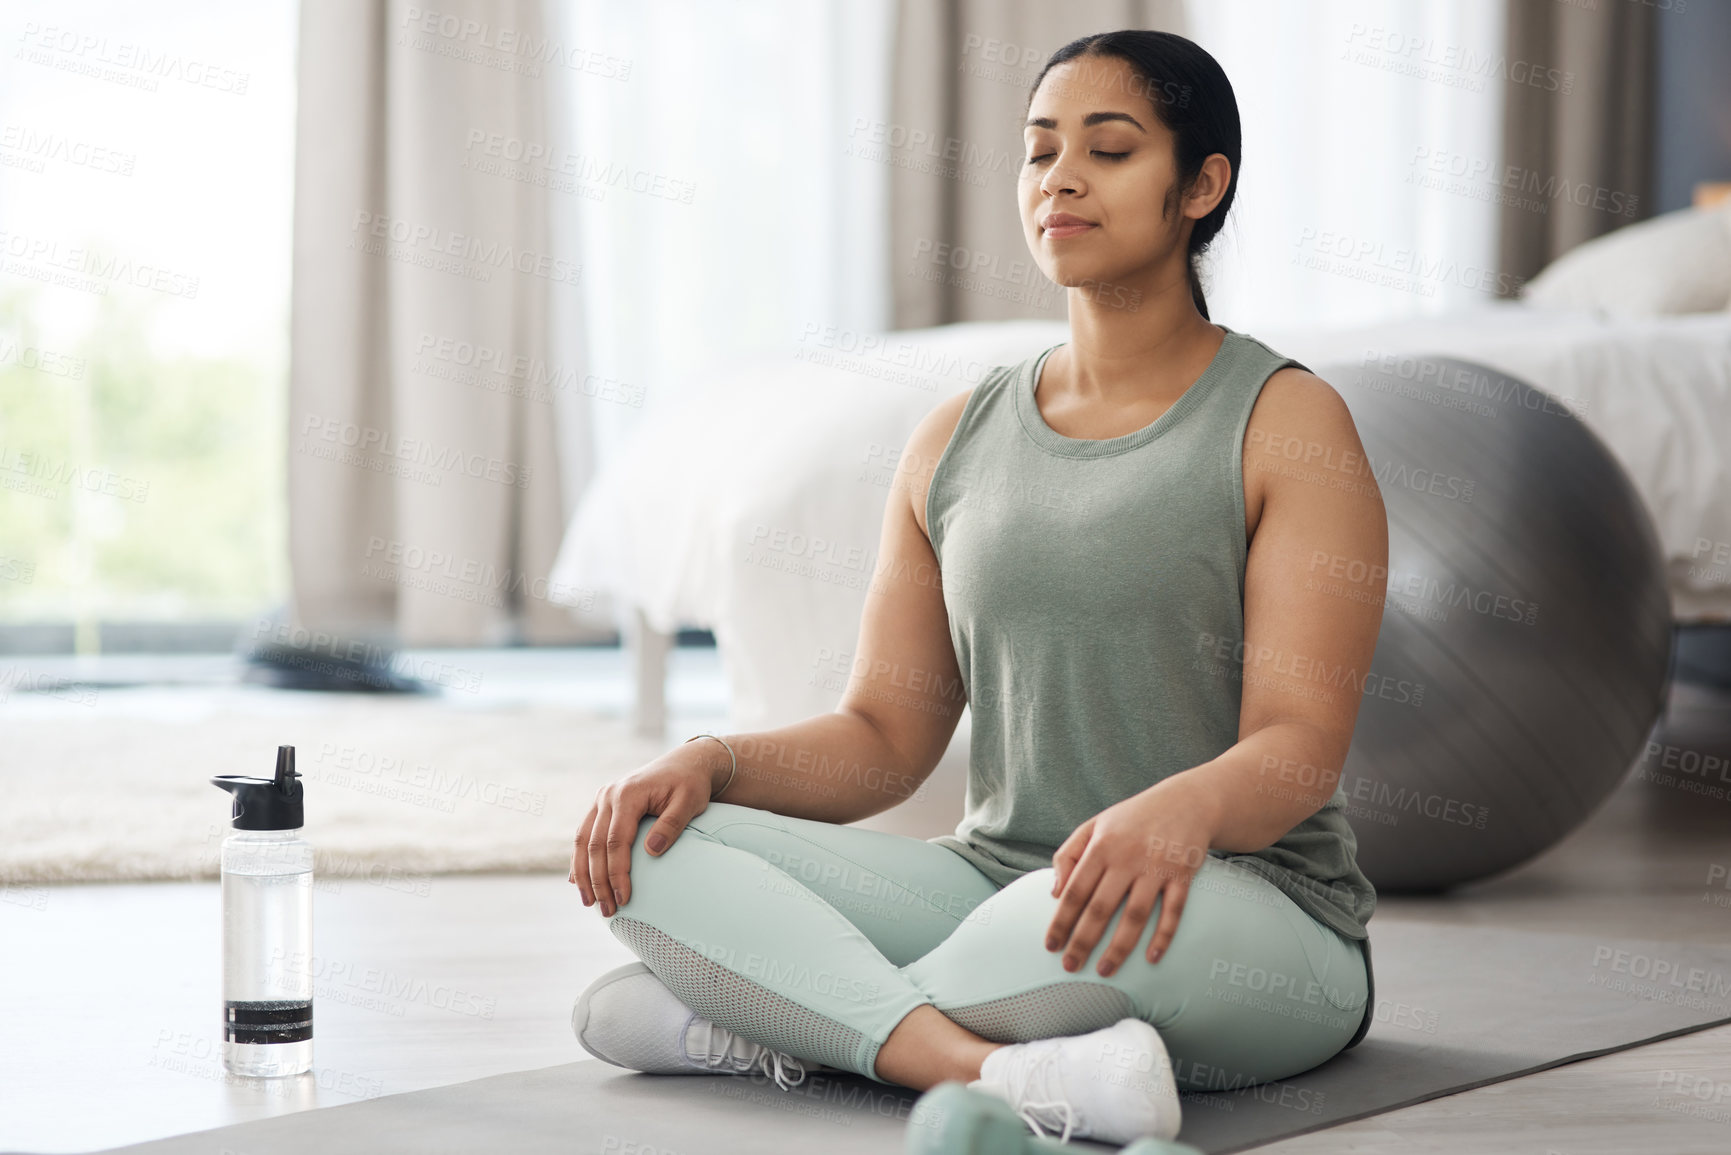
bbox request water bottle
[211,745,313,1077]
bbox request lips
[1041,212,1096,238]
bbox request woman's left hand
[1044,776,1222,977]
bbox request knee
[625,806,731,881]
[685,800,766,837]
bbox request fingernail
[1045,937,1058,951]
[613,887,623,907]
[580,890,592,906]
[647,832,666,854]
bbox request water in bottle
[212,746,313,1077]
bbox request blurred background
[2,0,1723,660]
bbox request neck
[1054,267,1223,403]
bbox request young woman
[568,29,1383,1148]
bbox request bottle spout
[274,745,299,792]
[212,745,305,831]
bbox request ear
[1183,153,1232,221]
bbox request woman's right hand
[569,741,724,916]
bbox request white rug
[0,686,673,884]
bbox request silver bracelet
[685,732,738,800]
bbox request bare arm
[690,389,974,823]
[1170,367,1390,849]
[574,390,975,913]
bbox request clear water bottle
[212,746,313,1077]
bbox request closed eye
[1025,150,1130,165]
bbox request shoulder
[1240,363,1383,533]
[903,356,1021,475]
[1244,364,1364,455]
[905,387,976,541]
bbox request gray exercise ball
[1315,355,1673,892]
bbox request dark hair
[1026,31,1240,320]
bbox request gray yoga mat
[83,921,1731,1155]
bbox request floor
[2,647,1729,1154]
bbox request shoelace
[688,1017,810,1091]
[1003,1042,1082,1144]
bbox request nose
[1039,154,1083,198]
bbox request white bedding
[549,303,1731,732]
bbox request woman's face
[1019,54,1218,293]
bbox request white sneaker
[968,1017,1183,1145]
[573,961,816,1091]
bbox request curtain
[287,0,594,646]
[561,0,895,460]
[1497,0,1656,286]
[889,0,1188,330]
[1183,0,1511,328]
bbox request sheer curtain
[1185,0,1507,329]
[560,0,894,466]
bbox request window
[0,0,297,644]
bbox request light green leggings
[605,801,1368,1093]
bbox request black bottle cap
[212,746,305,831]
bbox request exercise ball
[1314,355,1673,892]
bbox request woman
[569,29,1382,1148]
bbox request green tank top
[924,326,1376,1047]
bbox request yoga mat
[75,921,1731,1155]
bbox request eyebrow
[1024,111,1147,132]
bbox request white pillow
[1520,200,1731,317]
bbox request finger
[570,808,597,903]
[588,795,616,916]
[1045,852,1106,953]
[643,788,704,857]
[606,795,646,908]
[1061,871,1131,974]
[1096,875,1161,977]
[1145,874,1193,965]
[1049,821,1091,896]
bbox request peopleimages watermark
[1293,226,1525,298]
[1689,537,1731,588]
[1633,739,1731,800]
[1355,349,1590,422]
[312,739,547,817]
[412,331,644,407]
[1407,145,1639,218]
[360,535,596,612]
[461,129,695,205]
[844,118,1019,185]
[0,229,200,298]
[297,415,532,489]
[267,947,499,1019]
[150,1031,384,1100]
[794,322,1003,393]
[907,238,1059,311]
[0,336,86,379]
[0,123,136,177]
[0,443,150,503]
[396,7,632,81]
[14,21,251,95]
[1191,631,1426,710]
[0,663,99,707]
[348,211,582,286]
[1341,23,1573,95]
[1586,945,1731,1012]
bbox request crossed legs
[603,801,1367,1092]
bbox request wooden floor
[2,654,1729,1154]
